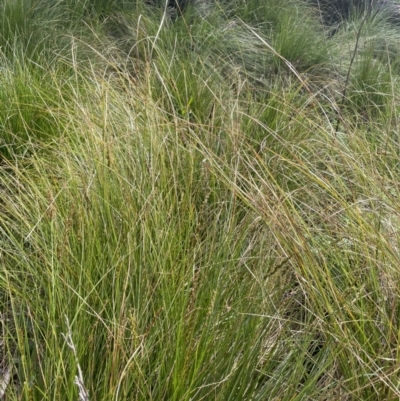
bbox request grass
[1,0,400,399]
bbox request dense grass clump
[1,0,400,400]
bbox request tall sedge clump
[0,63,273,399]
[327,4,400,127]
[0,0,400,400]
[202,74,400,398]
[228,0,328,74]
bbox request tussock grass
[1,0,400,400]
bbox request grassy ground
[1,0,400,399]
